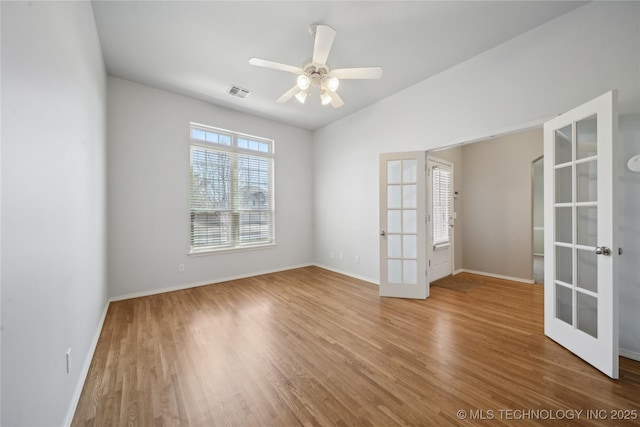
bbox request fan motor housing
[303,63,330,87]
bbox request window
[432,165,452,248]
[189,123,274,254]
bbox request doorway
[532,156,544,283]
[427,156,454,282]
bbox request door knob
[380,231,386,236]
[595,246,611,256]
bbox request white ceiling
[92,1,587,131]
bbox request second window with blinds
[432,164,452,249]
[189,123,275,254]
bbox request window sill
[189,242,277,257]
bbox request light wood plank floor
[73,267,640,426]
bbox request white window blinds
[189,124,274,254]
[432,166,452,247]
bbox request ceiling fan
[249,24,383,108]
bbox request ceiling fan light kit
[295,90,309,104]
[296,74,311,91]
[249,24,382,108]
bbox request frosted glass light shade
[296,74,310,90]
[320,91,332,105]
[295,90,308,103]
[327,77,339,92]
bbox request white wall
[619,115,640,357]
[313,1,640,354]
[1,2,108,425]
[107,77,314,298]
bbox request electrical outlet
[339,252,343,261]
[179,264,185,272]
[66,349,71,374]
[355,256,360,264]
[330,251,334,259]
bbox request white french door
[427,157,454,282]
[379,152,428,299]
[543,91,619,378]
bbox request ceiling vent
[228,85,251,99]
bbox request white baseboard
[64,300,110,427]
[313,264,379,285]
[456,269,535,284]
[110,263,314,302]
[620,348,640,362]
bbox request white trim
[110,264,313,302]
[457,269,536,284]
[63,301,110,427]
[189,242,277,257]
[619,348,640,362]
[313,263,379,286]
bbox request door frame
[531,155,545,283]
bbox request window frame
[189,122,275,255]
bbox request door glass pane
[403,210,416,233]
[577,292,598,338]
[577,249,597,293]
[577,161,597,202]
[555,207,572,244]
[403,235,417,259]
[387,185,401,209]
[387,160,401,184]
[555,125,572,165]
[556,245,573,284]
[403,184,416,208]
[388,260,402,283]
[388,235,401,258]
[403,260,417,284]
[388,210,401,233]
[555,166,572,203]
[577,206,597,247]
[556,284,573,325]
[576,115,597,160]
[402,159,417,183]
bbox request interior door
[543,91,619,378]
[427,157,454,282]
[379,152,428,299]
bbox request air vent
[227,85,251,99]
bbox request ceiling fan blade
[312,25,336,66]
[249,58,302,74]
[330,91,344,109]
[331,67,383,80]
[276,85,300,104]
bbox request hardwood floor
[72,267,640,426]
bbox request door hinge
[428,260,431,267]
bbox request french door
[543,91,619,378]
[379,152,428,299]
